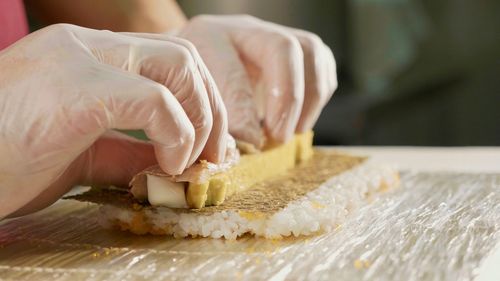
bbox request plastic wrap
[0,171,498,280]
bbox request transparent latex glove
[177,15,338,147]
[0,24,229,218]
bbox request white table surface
[334,146,500,173]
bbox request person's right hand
[0,24,228,218]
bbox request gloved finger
[214,15,305,142]
[79,64,196,175]
[164,38,262,152]
[324,43,338,95]
[163,36,230,161]
[172,30,264,148]
[75,28,212,167]
[7,131,157,218]
[121,32,230,162]
[288,29,337,132]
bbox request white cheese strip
[147,175,188,208]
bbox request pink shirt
[0,0,28,50]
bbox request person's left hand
[175,15,338,148]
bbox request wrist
[129,0,187,33]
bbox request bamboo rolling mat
[0,171,499,281]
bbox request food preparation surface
[0,147,499,281]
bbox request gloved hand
[177,15,337,147]
[0,24,228,218]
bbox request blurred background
[27,0,500,146]
[176,0,500,146]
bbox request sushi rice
[98,160,399,239]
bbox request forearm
[25,0,187,32]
